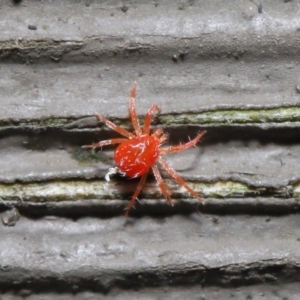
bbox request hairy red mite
[83,83,206,216]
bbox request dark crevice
[0,126,300,150]
[0,263,299,294]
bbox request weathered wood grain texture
[0,0,300,299]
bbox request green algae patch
[0,181,123,202]
[159,106,300,125]
[292,182,300,197]
[74,149,112,165]
[0,179,291,204]
[163,179,266,199]
[0,117,77,128]
[1,106,300,129]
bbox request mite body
[83,83,206,215]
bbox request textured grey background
[0,0,300,299]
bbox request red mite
[83,83,206,216]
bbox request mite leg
[82,138,128,149]
[159,131,206,155]
[125,172,148,216]
[95,114,134,139]
[128,82,143,136]
[143,104,161,134]
[158,157,204,204]
[152,163,173,205]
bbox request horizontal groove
[0,39,85,62]
[0,179,296,201]
[160,106,300,125]
[1,28,300,62]
[0,260,298,294]
[2,197,300,218]
[2,105,300,129]
[0,39,84,49]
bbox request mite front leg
[143,104,161,135]
[82,138,128,149]
[95,114,134,139]
[128,82,142,136]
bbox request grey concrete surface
[1,0,300,299]
[0,214,300,293]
